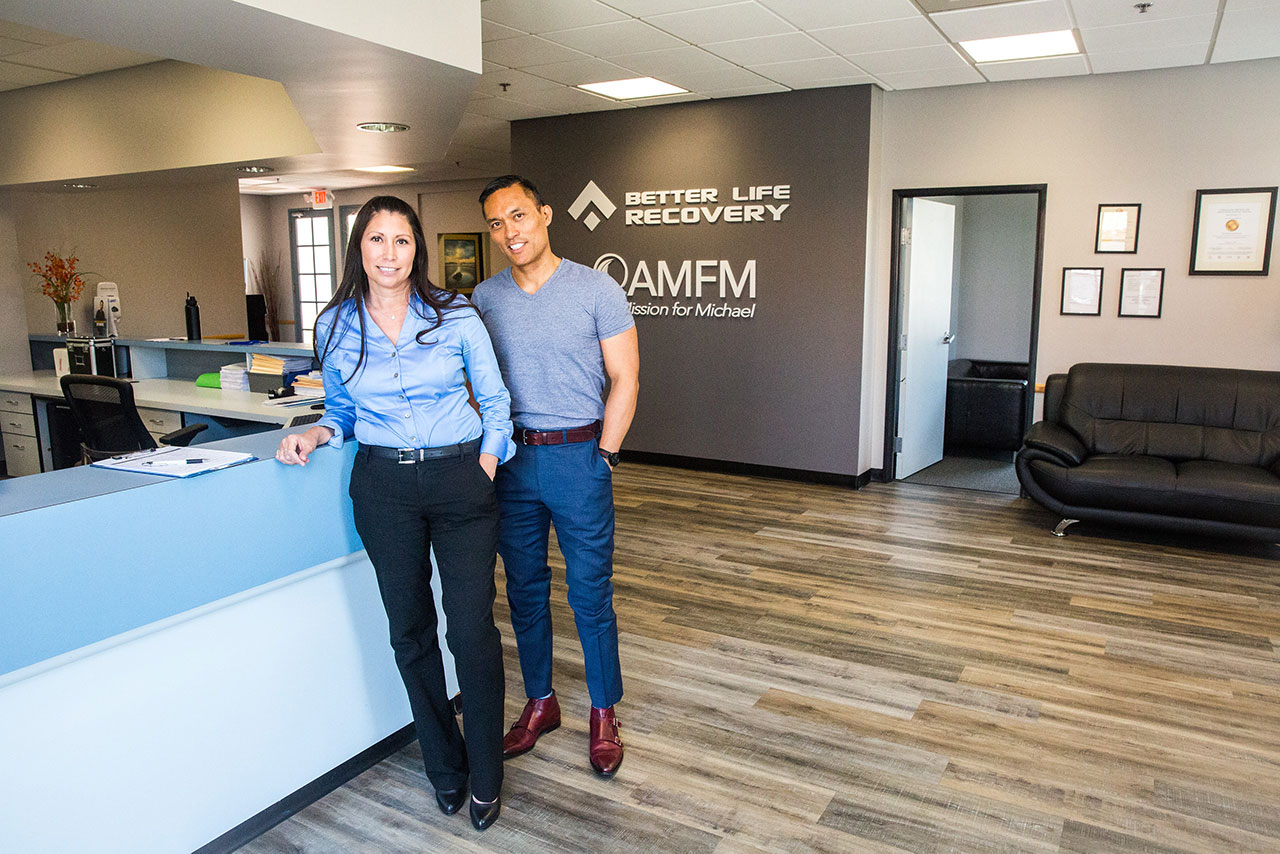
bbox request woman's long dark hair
[313,195,462,382]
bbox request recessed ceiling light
[236,165,275,174]
[961,29,1079,63]
[238,177,280,187]
[357,121,410,133]
[63,183,97,189]
[353,165,416,173]
[578,77,688,100]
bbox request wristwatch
[598,448,621,468]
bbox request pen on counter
[142,458,206,466]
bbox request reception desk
[0,431,413,853]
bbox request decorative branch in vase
[28,251,94,336]
[249,253,283,341]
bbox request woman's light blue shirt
[314,293,516,463]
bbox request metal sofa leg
[1052,518,1080,537]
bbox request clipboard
[91,446,257,477]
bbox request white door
[896,197,956,478]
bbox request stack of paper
[220,363,250,391]
[290,371,325,399]
[249,353,312,375]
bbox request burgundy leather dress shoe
[502,692,561,758]
[589,706,623,777]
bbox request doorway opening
[884,184,1046,494]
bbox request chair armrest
[159,422,208,447]
[1021,420,1087,466]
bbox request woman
[276,196,512,831]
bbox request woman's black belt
[364,438,481,464]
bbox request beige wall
[864,57,1280,470]
[0,195,32,373]
[15,180,247,339]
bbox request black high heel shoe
[470,795,500,831]
[435,785,467,816]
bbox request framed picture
[438,232,484,293]
[1061,267,1103,315]
[1119,268,1164,318]
[1189,186,1277,275]
[1095,203,1140,253]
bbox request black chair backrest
[60,374,159,458]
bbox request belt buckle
[396,448,418,464]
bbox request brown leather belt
[514,421,601,446]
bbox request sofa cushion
[1059,363,1280,467]
[1028,454,1280,527]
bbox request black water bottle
[185,292,202,341]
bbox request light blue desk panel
[0,430,361,677]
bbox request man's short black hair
[479,174,546,209]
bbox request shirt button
[404,413,410,418]
[393,372,398,378]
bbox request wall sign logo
[594,253,629,285]
[568,180,617,231]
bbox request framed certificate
[1061,267,1103,315]
[1189,187,1277,275]
[1096,203,1140,253]
[1118,268,1164,318]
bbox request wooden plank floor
[238,464,1280,853]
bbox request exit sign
[308,189,332,209]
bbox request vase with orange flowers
[29,251,90,336]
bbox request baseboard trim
[626,450,871,489]
[194,724,416,854]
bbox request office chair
[60,374,208,464]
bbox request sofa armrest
[1021,420,1087,466]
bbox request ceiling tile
[1080,15,1217,53]
[789,76,877,90]
[474,66,563,98]
[845,44,970,76]
[750,55,864,86]
[521,57,633,86]
[466,96,559,122]
[810,17,946,54]
[647,2,796,44]
[482,20,526,42]
[664,65,774,90]
[702,32,831,66]
[609,46,735,77]
[480,0,627,34]
[706,82,790,97]
[605,0,739,15]
[518,86,633,113]
[1070,0,1219,29]
[453,113,513,153]
[1091,42,1209,73]
[0,36,42,57]
[930,0,1071,42]
[484,35,588,68]
[0,59,75,86]
[875,64,985,89]
[0,21,76,46]
[978,53,1088,81]
[3,40,159,76]
[755,0,920,30]
[541,20,686,56]
[1212,5,1280,63]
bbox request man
[472,174,639,778]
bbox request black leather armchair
[61,374,208,463]
[945,359,1029,452]
[1016,363,1280,540]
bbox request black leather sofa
[945,359,1029,452]
[1016,362,1280,539]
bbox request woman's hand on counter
[276,425,334,466]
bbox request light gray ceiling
[0,0,1275,194]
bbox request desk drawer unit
[1,393,40,477]
[138,407,182,442]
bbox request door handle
[942,332,957,344]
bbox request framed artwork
[1095,203,1140,253]
[438,232,484,293]
[1189,187,1277,275]
[1061,267,1103,315]
[1118,268,1164,318]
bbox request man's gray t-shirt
[472,259,634,430]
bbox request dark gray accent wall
[512,87,871,475]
